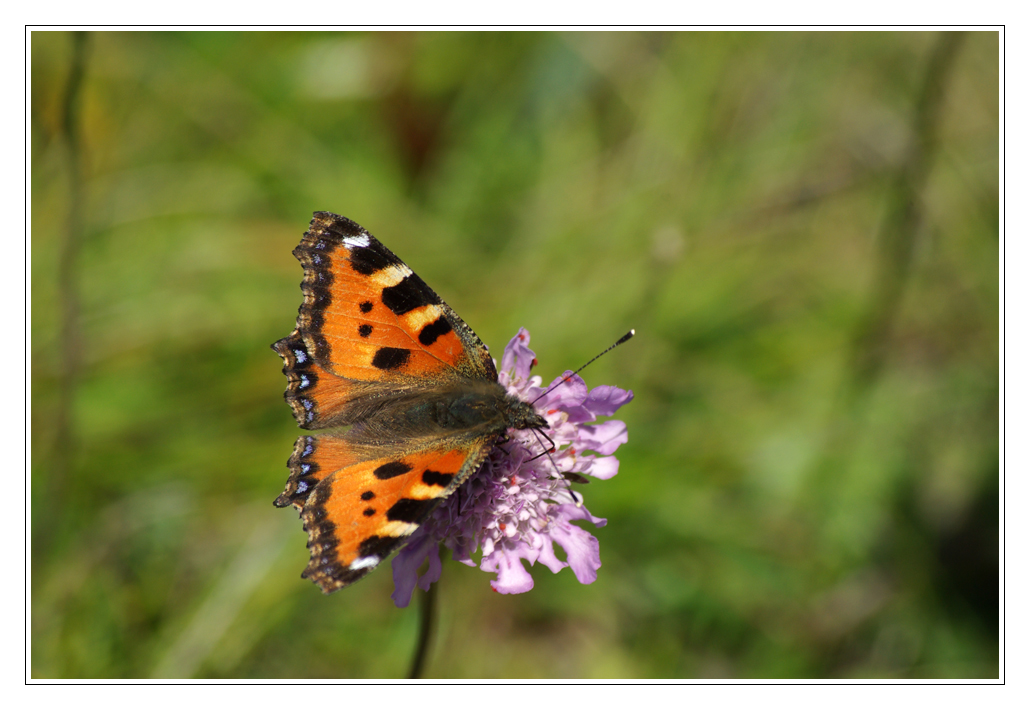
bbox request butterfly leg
[527,427,557,461]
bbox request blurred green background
[30,31,999,679]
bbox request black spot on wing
[349,244,401,276]
[387,498,435,524]
[358,535,398,559]
[359,301,373,313]
[381,274,441,316]
[372,347,410,371]
[360,490,375,501]
[374,461,413,480]
[358,324,372,337]
[422,469,454,488]
[418,315,452,346]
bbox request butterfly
[272,212,548,593]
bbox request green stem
[407,566,439,679]
[848,31,966,395]
[51,30,89,526]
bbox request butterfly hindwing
[287,435,496,592]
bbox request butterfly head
[501,395,549,433]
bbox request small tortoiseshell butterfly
[273,212,548,593]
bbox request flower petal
[391,531,435,608]
[578,454,620,480]
[550,518,603,585]
[483,550,536,594]
[585,385,634,416]
[501,328,537,382]
[541,371,588,409]
[557,502,608,528]
[417,542,443,592]
[535,538,568,574]
[576,420,629,455]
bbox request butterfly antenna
[531,329,635,404]
[523,330,634,505]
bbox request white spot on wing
[350,555,380,570]
[343,234,370,248]
[373,263,413,287]
[410,482,451,499]
[379,521,418,537]
[402,304,445,333]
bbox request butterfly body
[273,212,546,593]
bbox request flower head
[391,328,633,607]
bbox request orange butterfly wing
[272,213,505,592]
[277,436,492,592]
[273,212,495,430]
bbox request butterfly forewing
[293,213,490,378]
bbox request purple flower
[391,328,633,607]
